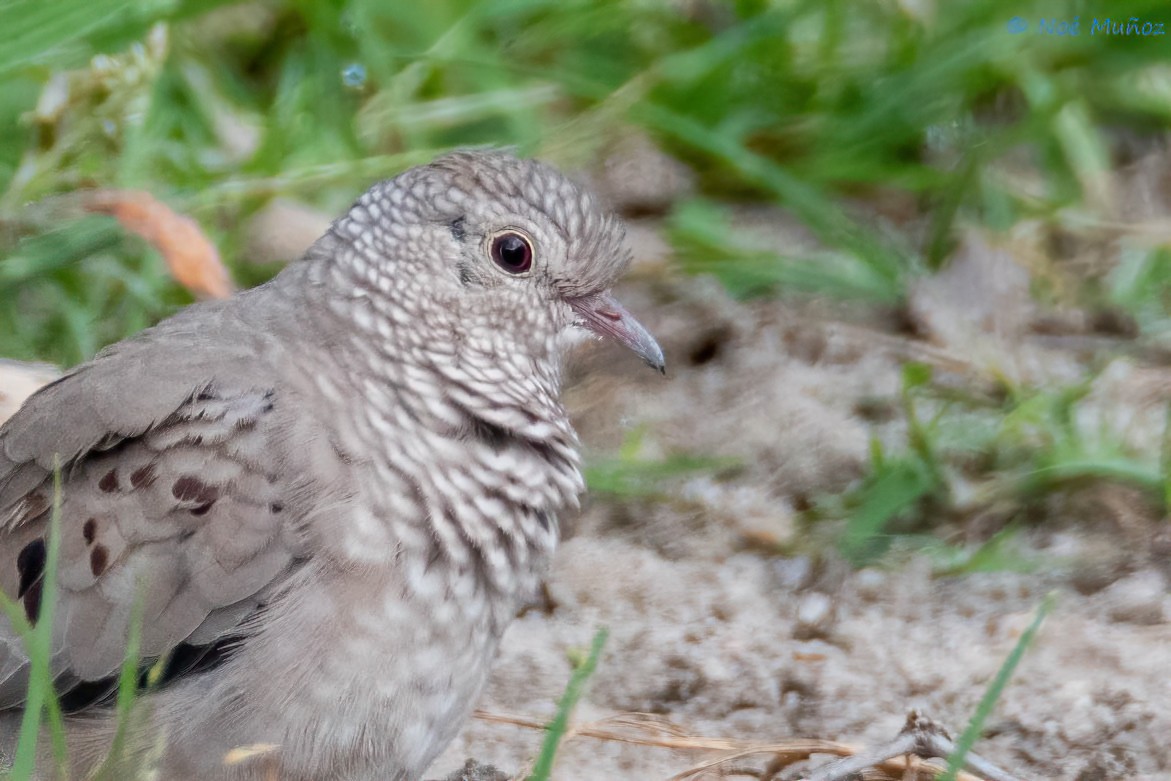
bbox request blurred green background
[3,0,1169,363]
[3,0,1171,564]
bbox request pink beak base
[569,293,665,374]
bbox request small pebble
[1102,570,1167,625]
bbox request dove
[0,151,664,780]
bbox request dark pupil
[495,235,530,270]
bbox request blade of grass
[841,457,937,565]
[901,362,941,479]
[940,591,1055,781]
[1162,400,1171,513]
[668,199,902,301]
[0,0,129,76]
[10,459,67,779]
[185,149,444,209]
[1020,457,1164,494]
[527,627,608,781]
[634,102,911,302]
[585,453,738,500]
[90,591,146,781]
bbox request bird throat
[311,281,584,602]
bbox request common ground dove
[0,151,664,780]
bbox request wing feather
[0,303,306,708]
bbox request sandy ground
[424,264,1171,781]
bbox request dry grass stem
[472,710,996,781]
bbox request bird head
[331,151,665,375]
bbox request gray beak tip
[569,293,666,377]
[648,352,667,376]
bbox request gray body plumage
[0,152,660,779]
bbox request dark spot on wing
[172,476,202,501]
[83,518,97,544]
[191,501,215,517]
[22,579,42,624]
[16,539,45,598]
[90,545,109,577]
[130,463,157,489]
[172,476,219,505]
[269,502,284,514]
[98,469,119,493]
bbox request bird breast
[292,333,581,606]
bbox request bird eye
[489,231,533,274]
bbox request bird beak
[569,292,666,374]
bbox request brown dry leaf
[84,190,233,299]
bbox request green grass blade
[841,457,937,564]
[527,627,608,781]
[635,103,910,301]
[1162,400,1171,513]
[90,591,146,781]
[0,0,128,76]
[941,591,1055,781]
[11,460,66,779]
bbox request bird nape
[0,150,663,781]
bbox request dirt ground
[424,259,1171,781]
